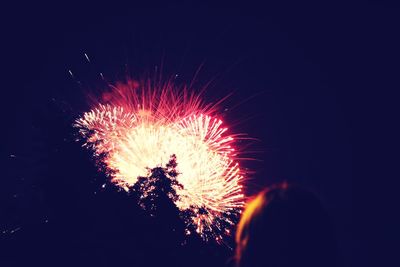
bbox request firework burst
[74,79,245,242]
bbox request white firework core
[74,81,245,241]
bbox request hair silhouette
[235,183,337,267]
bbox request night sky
[2,1,395,266]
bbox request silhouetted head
[236,183,337,267]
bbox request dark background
[2,1,396,266]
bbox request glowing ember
[74,79,245,241]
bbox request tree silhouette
[132,154,185,244]
[133,154,182,214]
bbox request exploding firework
[74,79,245,242]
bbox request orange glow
[235,191,266,261]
